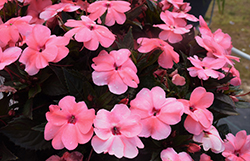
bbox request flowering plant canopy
[0,0,249,160]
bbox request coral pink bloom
[179,87,214,135]
[19,24,69,75]
[87,0,131,26]
[0,47,22,70]
[137,37,179,69]
[27,0,52,24]
[153,10,192,44]
[46,151,83,161]
[170,69,186,86]
[62,0,89,11]
[222,130,250,161]
[130,86,184,140]
[0,0,8,10]
[200,153,213,161]
[172,3,198,22]
[64,16,115,51]
[187,55,226,80]
[193,126,225,153]
[223,67,241,86]
[92,49,139,95]
[0,16,32,47]
[44,96,95,150]
[160,147,193,161]
[196,16,239,66]
[160,0,185,10]
[40,3,80,21]
[91,104,144,159]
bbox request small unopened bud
[8,109,15,116]
[87,94,94,102]
[187,143,201,153]
[118,97,129,105]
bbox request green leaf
[0,116,52,150]
[28,84,41,98]
[116,27,134,50]
[146,0,157,11]
[31,122,47,132]
[62,68,85,101]
[0,94,12,116]
[42,74,68,96]
[235,101,250,108]
[96,91,114,109]
[23,99,33,120]
[210,93,239,117]
[126,4,143,20]
[0,142,18,161]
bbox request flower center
[114,63,120,70]
[111,126,121,135]
[105,2,111,8]
[68,115,76,124]
[151,107,160,116]
[189,106,196,112]
[88,24,95,30]
[234,150,240,157]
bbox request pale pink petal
[74,27,92,42]
[120,114,142,137]
[109,136,124,158]
[76,109,95,134]
[76,126,93,144]
[92,71,113,86]
[118,67,139,88]
[151,86,167,109]
[32,24,51,47]
[110,49,130,67]
[190,87,214,109]
[61,124,78,150]
[151,118,171,140]
[122,137,140,158]
[94,128,112,140]
[84,35,99,51]
[108,72,128,95]
[234,130,247,151]
[91,135,114,154]
[184,116,203,135]
[44,122,61,141]
[51,127,64,150]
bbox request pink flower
[130,86,184,140]
[0,0,8,10]
[223,67,241,86]
[64,16,115,51]
[160,147,193,161]
[0,16,32,47]
[179,87,214,135]
[91,49,139,95]
[40,3,80,21]
[91,104,144,159]
[137,37,179,69]
[44,96,95,150]
[196,16,239,66]
[170,69,186,86]
[153,10,192,43]
[0,47,22,70]
[160,0,185,11]
[61,0,89,11]
[187,55,225,80]
[200,153,213,161]
[87,0,131,26]
[222,130,250,161]
[46,151,83,161]
[19,24,69,75]
[193,126,225,153]
[172,3,198,22]
[27,0,52,24]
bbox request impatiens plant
[0,0,249,160]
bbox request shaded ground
[205,0,250,101]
